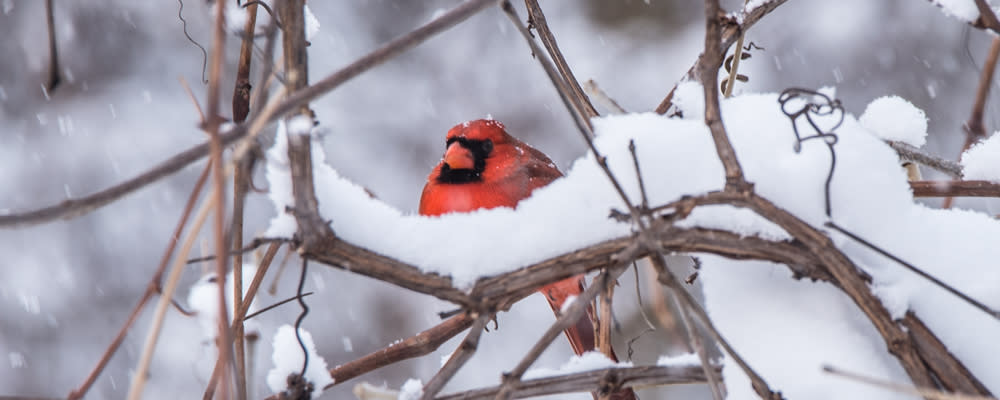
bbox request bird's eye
[481,140,494,154]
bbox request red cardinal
[420,119,635,400]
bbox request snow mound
[859,95,928,147]
[266,325,334,398]
[961,132,1000,182]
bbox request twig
[970,0,1000,33]
[44,0,61,92]
[203,0,235,396]
[910,180,1000,197]
[722,0,749,98]
[0,0,495,229]
[825,221,1000,320]
[597,271,615,358]
[230,17,260,389]
[523,0,598,129]
[583,80,626,115]
[67,161,212,400]
[495,265,630,400]
[203,241,282,400]
[243,291,314,321]
[326,314,475,388]
[233,1,259,123]
[823,365,995,400]
[440,365,712,400]
[700,0,750,192]
[127,185,218,400]
[887,141,962,179]
[654,0,789,114]
[419,314,492,400]
[649,255,724,400]
[651,251,778,399]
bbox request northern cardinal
[420,119,635,400]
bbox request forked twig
[419,314,492,400]
[495,264,631,400]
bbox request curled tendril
[778,88,845,217]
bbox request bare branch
[437,365,713,400]
[888,141,963,179]
[326,314,475,388]
[700,0,750,192]
[495,265,630,400]
[420,315,492,400]
[523,0,599,128]
[910,180,1000,197]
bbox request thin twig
[127,186,218,400]
[825,221,1000,321]
[651,251,778,399]
[495,264,630,400]
[823,365,995,400]
[910,180,1000,197]
[242,291,314,321]
[233,1,259,123]
[583,80,626,115]
[326,314,475,388]
[68,161,212,400]
[204,0,234,396]
[523,0,598,129]
[722,0,749,98]
[44,0,61,92]
[437,365,713,400]
[887,141,962,179]
[419,314,492,400]
[203,241,282,400]
[649,255,724,400]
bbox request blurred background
[1,0,997,399]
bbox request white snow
[656,352,700,367]
[266,324,334,397]
[263,89,1000,398]
[676,205,791,241]
[961,132,1000,182]
[523,351,633,380]
[398,378,423,400]
[859,95,928,147]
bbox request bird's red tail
[541,277,637,400]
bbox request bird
[419,119,636,400]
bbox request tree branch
[910,180,1000,197]
[436,365,713,400]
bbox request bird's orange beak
[443,142,475,170]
